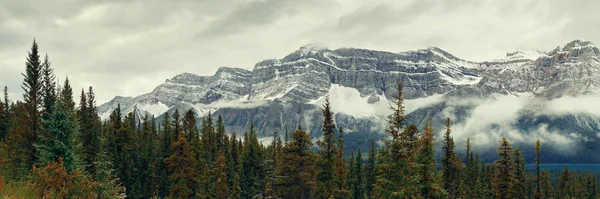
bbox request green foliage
[494,137,515,199]
[275,129,317,199]
[35,78,81,173]
[418,120,447,199]
[166,133,199,199]
[315,96,338,199]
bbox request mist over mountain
[99,39,600,163]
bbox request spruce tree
[334,127,350,198]
[275,129,317,199]
[352,148,364,199]
[494,137,515,199]
[513,146,527,198]
[93,129,126,198]
[241,123,263,198]
[540,170,553,198]
[41,54,56,119]
[365,139,376,198]
[21,39,44,173]
[78,87,101,173]
[229,133,242,198]
[34,78,81,173]
[157,112,172,197]
[557,165,573,198]
[5,102,36,179]
[165,132,199,199]
[315,96,338,199]
[418,119,447,199]
[212,152,229,199]
[0,93,7,141]
[534,139,541,199]
[586,172,597,199]
[374,79,420,198]
[442,118,461,198]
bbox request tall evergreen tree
[21,39,44,173]
[5,102,35,179]
[586,172,597,199]
[229,133,242,198]
[212,152,229,199]
[34,78,81,172]
[0,92,7,141]
[165,132,199,199]
[513,147,527,198]
[241,123,263,198]
[352,148,364,199]
[334,127,351,198]
[494,137,515,199]
[41,54,56,119]
[315,96,338,199]
[93,128,125,198]
[533,139,541,199]
[275,129,317,199]
[78,87,100,173]
[418,119,447,199]
[442,118,461,198]
[365,139,376,198]
[540,170,553,198]
[0,86,8,141]
[557,165,573,198]
[374,79,420,198]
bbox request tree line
[0,40,599,199]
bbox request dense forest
[1,40,599,199]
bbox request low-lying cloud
[440,93,600,153]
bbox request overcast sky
[1,0,599,104]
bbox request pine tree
[586,172,597,199]
[374,79,420,198]
[540,170,553,198]
[275,129,317,199]
[41,54,56,119]
[418,119,447,199]
[229,133,242,198]
[212,152,230,199]
[365,139,376,198]
[4,102,35,179]
[78,87,101,173]
[21,39,44,174]
[465,137,478,199]
[0,92,7,141]
[557,165,573,198]
[513,146,527,198]
[348,152,355,197]
[157,112,172,197]
[93,129,126,198]
[352,148,364,199]
[316,96,338,199]
[442,118,461,198]
[34,78,81,173]
[494,137,515,199]
[165,132,199,199]
[241,123,263,198]
[334,127,351,198]
[533,139,541,199]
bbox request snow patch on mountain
[310,84,445,118]
[138,102,169,117]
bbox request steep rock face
[479,40,600,98]
[98,40,600,163]
[100,67,252,118]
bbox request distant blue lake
[525,164,600,171]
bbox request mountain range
[98,39,600,163]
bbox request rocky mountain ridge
[98,39,600,163]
